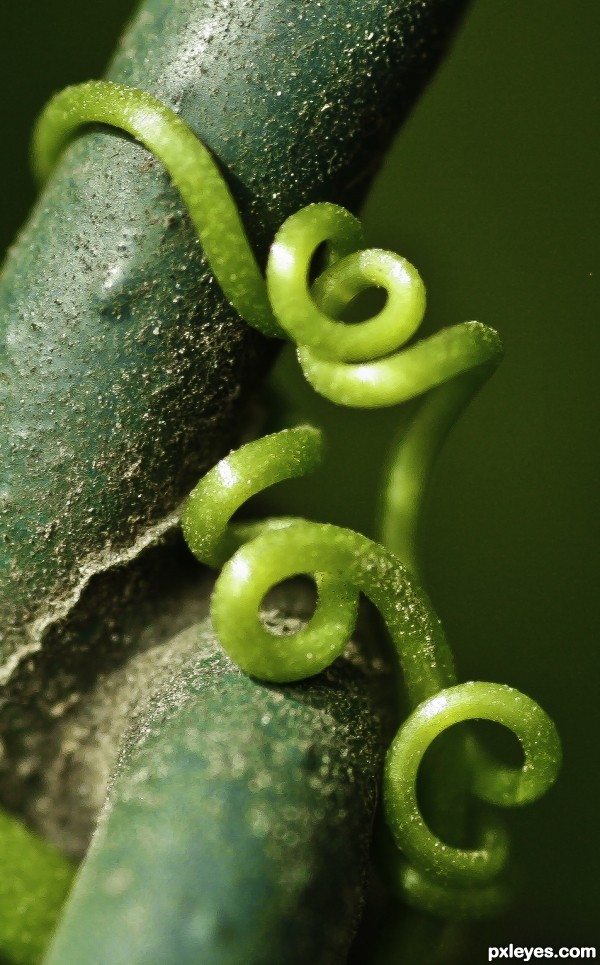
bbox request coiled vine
[28,80,562,924]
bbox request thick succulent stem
[0,0,469,680]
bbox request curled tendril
[181,426,560,916]
[33,80,501,573]
[33,80,561,919]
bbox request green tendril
[385,683,560,881]
[33,80,561,921]
[181,428,560,913]
[184,427,454,693]
[34,80,503,572]
[33,81,277,336]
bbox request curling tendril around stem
[32,80,502,572]
[180,426,560,917]
[33,80,562,920]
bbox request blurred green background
[1,0,598,959]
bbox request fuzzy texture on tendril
[33,80,562,921]
[181,427,560,917]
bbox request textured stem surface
[0,0,470,678]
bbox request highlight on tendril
[33,80,279,337]
[384,683,561,882]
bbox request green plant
[2,0,596,960]
[13,78,560,953]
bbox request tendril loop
[33,80,562,920]
[181,427,560,914]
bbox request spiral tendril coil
[33,80,562,920]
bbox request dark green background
[1,0,598,958]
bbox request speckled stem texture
[0,0,469,682]
[43,617,393,965]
